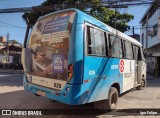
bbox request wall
[140,9,160,48]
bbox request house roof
[0,45,22,52]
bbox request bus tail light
[63,93,66,96]
[84,80,89,83]
[67,64,74,81]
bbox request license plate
[36,90,46,96]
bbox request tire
[106,87,119,111]
[93,87,119,112]
[137,79,146,90]
[35,94,40,96]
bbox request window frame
[84,22,143,60]
[123,40,134,60]
[85,23,109,57]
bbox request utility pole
[3,33,9,69]
[7,33,9,54]
[114,1,118,38]
[6,33,9,66]
[24,18,30,48]
[114,2,117,29]
[132,26,135,38]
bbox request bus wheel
[106,87,119,111]
[93,87,118,112]
[137,79,146,90]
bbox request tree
[9,39,19,44]
[9,39,22,46]
[22,0,134,32]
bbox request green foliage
[9,39,18,43]
[22,0,134,32]
[9,39,22,45]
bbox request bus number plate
[54,83,61,88]
[36,90,46,96]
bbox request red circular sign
[119,60,124,73]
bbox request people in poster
[28,11,75,81]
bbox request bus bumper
[23,75,89,105]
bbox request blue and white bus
[22,8,146,111]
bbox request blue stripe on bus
[24,57,123,105]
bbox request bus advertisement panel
[27,11,75,89]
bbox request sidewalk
[0,69,24,74]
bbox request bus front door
[133,45,139,84]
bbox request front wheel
[137,79,146,90]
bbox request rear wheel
[94,87,118,112]
[107,87,119,111]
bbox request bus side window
[124,41,134,60]
[108,34,114,56]
[133,45,143,61]
[87,26,106,56]
[121,39,125,58]
[133,45,142,61]
[109,35,123,58]
[119,39,123,58]
[104,32,109,56]
[87,26,92,54]
[138,47,142,61]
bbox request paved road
[0,73,160,118]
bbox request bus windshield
[28,10,76,81]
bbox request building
[0,36,22,69]
[0,36,6,42]
[140,0,160,76]
[0,36,7,50]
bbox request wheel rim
[141,80,145,87]
[111,93,117,108]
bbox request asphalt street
[0,73,160,118]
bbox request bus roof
[38,8,142,46]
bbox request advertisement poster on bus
[28,11,75,81]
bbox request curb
[0,70,24,74]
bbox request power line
[0,1,156,32]
[128,27,158,30]
[0,1,156,13]
[0,33,24,38]
[3,1,38,8]
[0,21,26,28]
[0,26,26,29]
[0,7,32,13]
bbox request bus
[22,8,146,111]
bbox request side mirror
[144,53,147,59]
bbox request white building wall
[140,9,160,48]
[140,24,147,48]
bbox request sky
[0,0,149,44]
